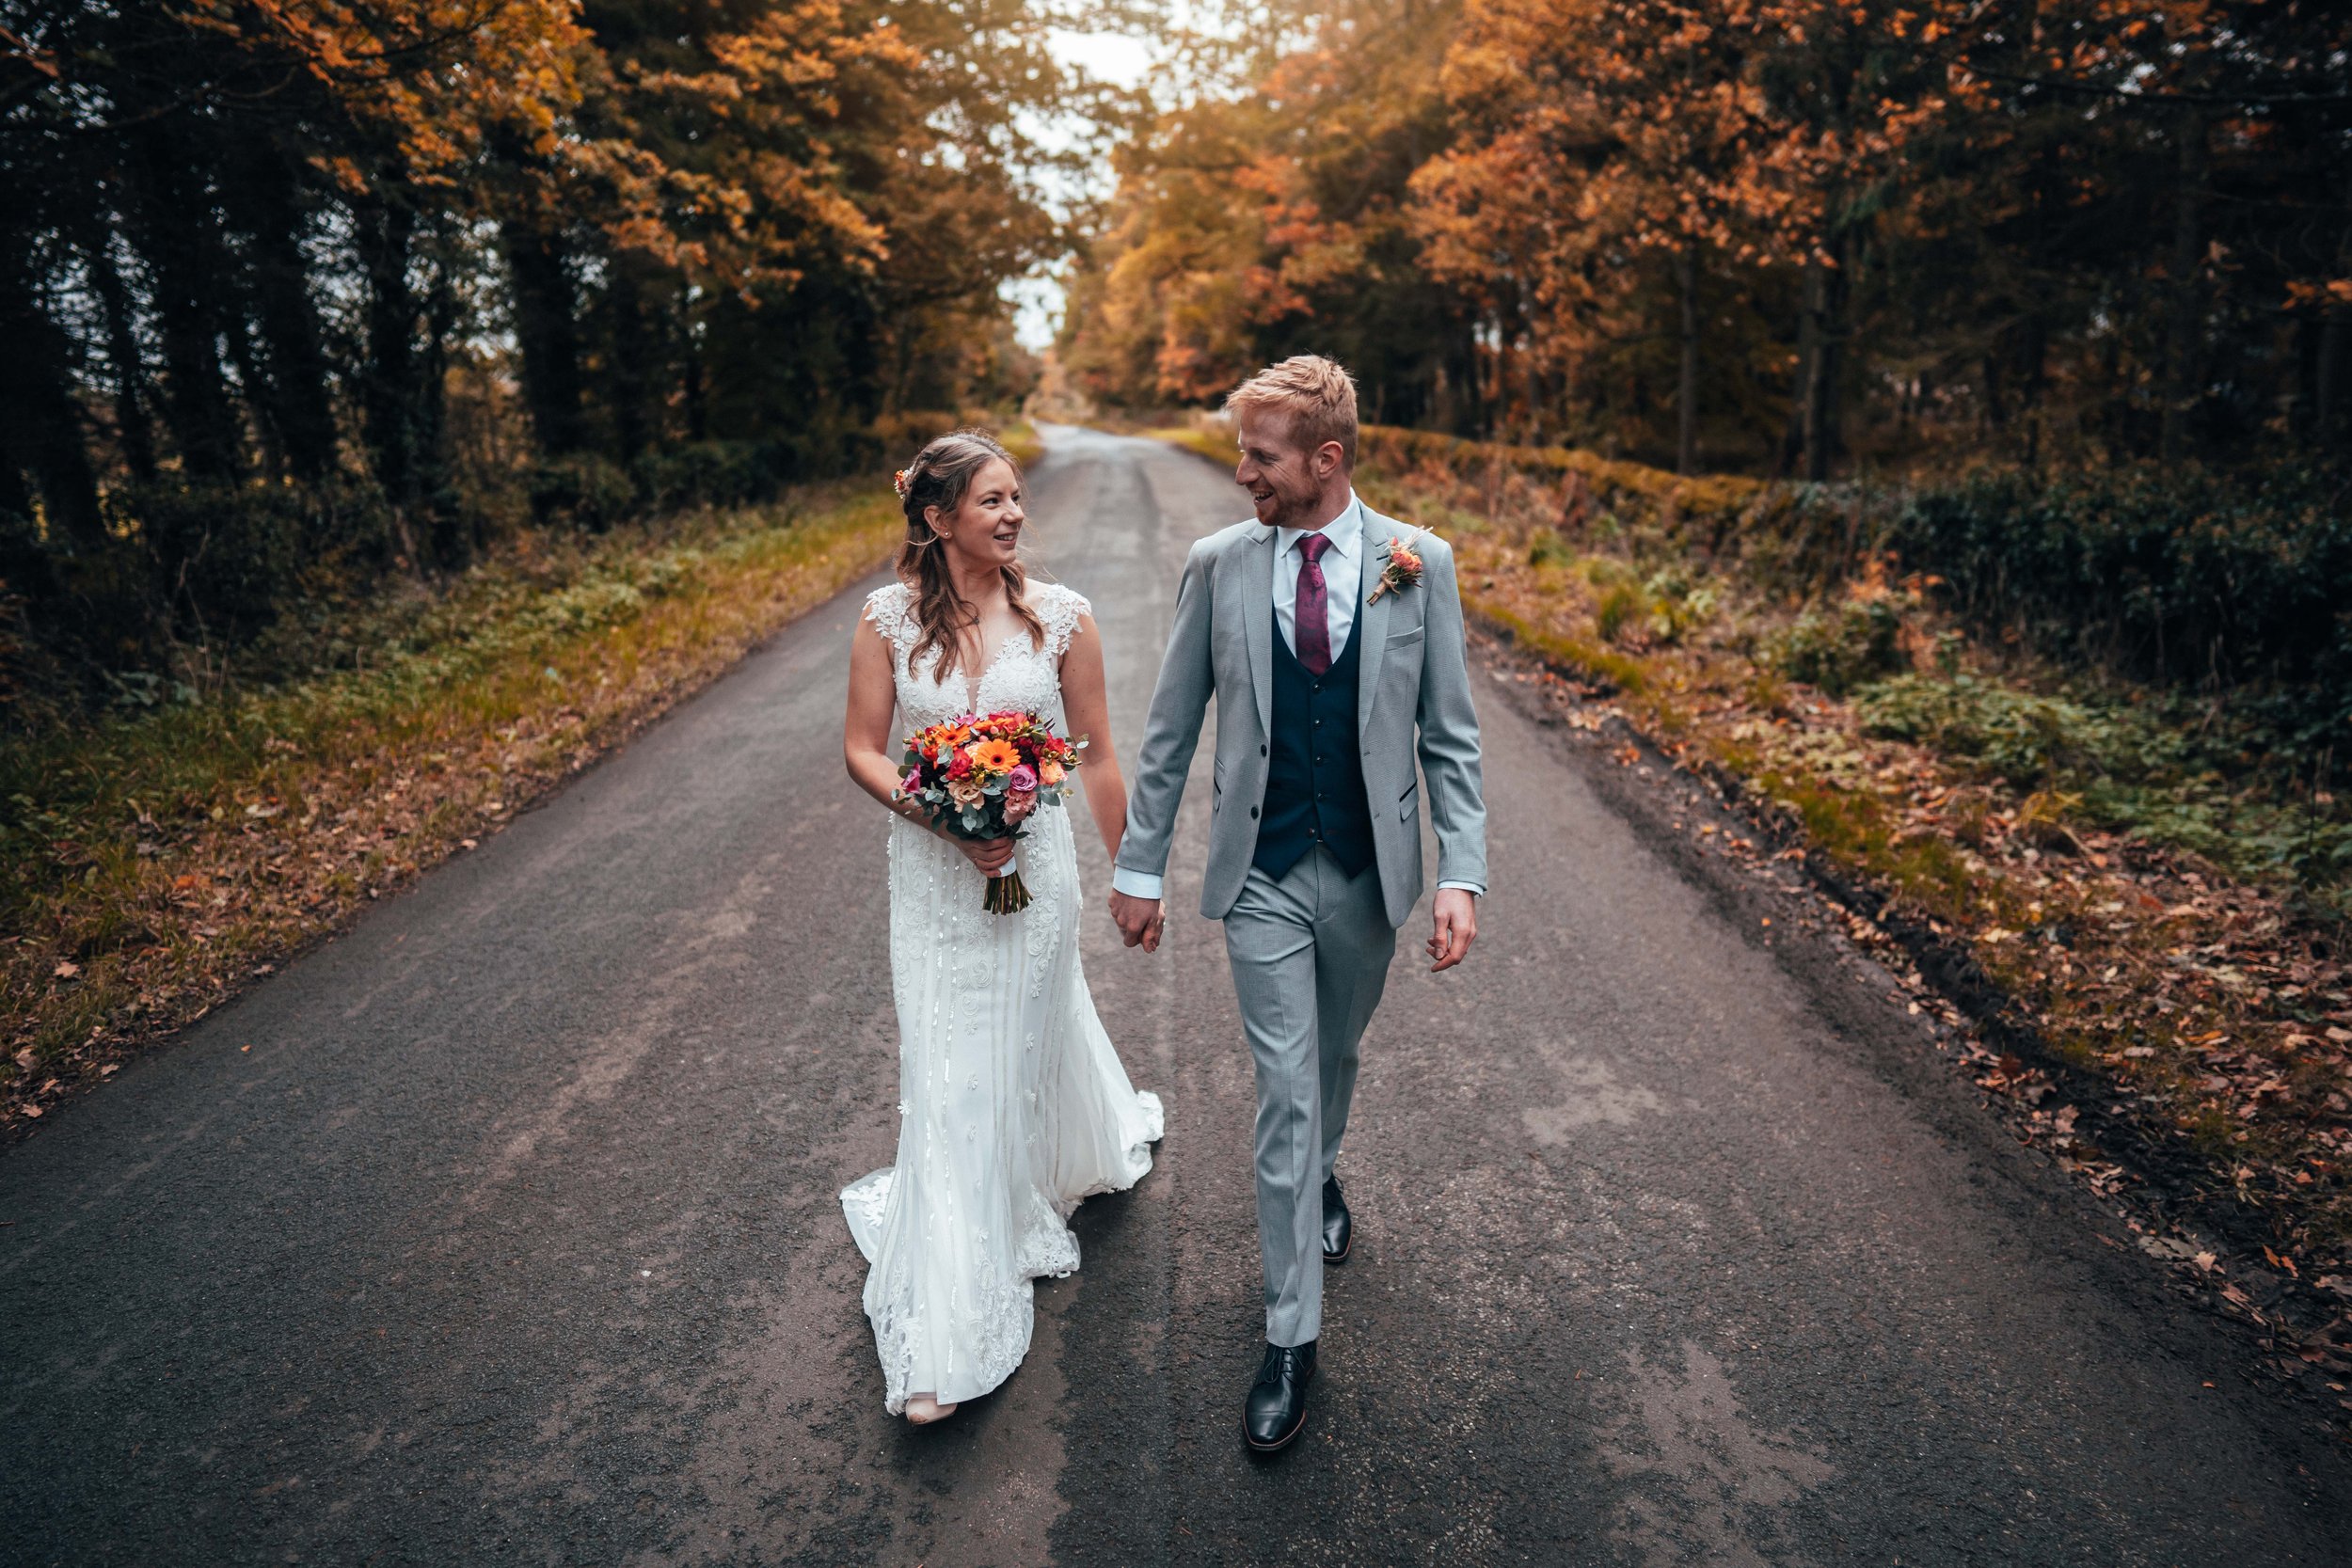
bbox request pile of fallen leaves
[4,480,915,1128]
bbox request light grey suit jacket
[1117,502,1487,929]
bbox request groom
[1109,356,1487,1450]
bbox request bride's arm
[1057,613,1128,863]
[844,618,1012,873]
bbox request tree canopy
[1064,0,2352,477]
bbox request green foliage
[1595,582,1645,644]
[529,455,637,532]
[630,442,785,515]
[1855,672,2352,900]
[1763,600,1907,696]
[1641,566,1718,645]
[1881,465,2352,752]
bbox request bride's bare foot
[905,1394,960,1425]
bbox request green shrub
[1526,528,1570,567]
[1854,674,2155,788]
[1596,581,1646,644]
[631,441,782,514]
[529,454,637,531]
[1362,420,2352,768]
[1881,464,2352,752]
[1763,600,1907,695]
[1642,566,1718,645]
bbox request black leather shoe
[1243,1339,1317,1451]
[1322,1176,1353,1264]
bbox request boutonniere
[1367,531,1426,603]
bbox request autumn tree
[1075,0,2351,476]
[0,0,1092,708]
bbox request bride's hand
[953,835,1016,876]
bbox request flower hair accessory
[1368,530,1426,602]
[893,468,914,499]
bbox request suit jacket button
[1260,743,1267,755]
[1249,806,1260,819]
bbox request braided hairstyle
[895,429,1043,681]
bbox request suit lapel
[1355,505,1393,738]
[1243,523,1275,738]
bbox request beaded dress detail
[841,580,1164,1414]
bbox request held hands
[1426,887,1478,972]
[1107,889,1165,953]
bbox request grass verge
[1147,423,2352,1401]
[0,431,1046,1128]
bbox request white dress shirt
[1111,491,1481,901]
[1274,494,1364,658]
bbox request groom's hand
[1108,891,1165,953]
[1427,888,1478,972]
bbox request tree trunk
[502,217,588,455]
[359,197,421,510]
[606,258,660,464]
[128,133,243,483]
[2316,167,2352,442]
[682,286,707,444]
[2015,313,2049,468]
[0,224,106,547]
[229,143,340,483]
[223,300,283,483]
[1780,241,1846,482]
[418,236,468,565]
[1802,235,1850,483]
[1676,245,1700,476]
[83,225,158,483]
[2159,107,2210,460]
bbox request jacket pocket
[1213,756,1226,800]
[1386,625,1425,646]
[1399,780,1420,820]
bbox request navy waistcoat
[1255,607,1376,880]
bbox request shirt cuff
[1111,866,1165,900]
[1437,880,1485,895]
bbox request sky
[1007,28,1164,350]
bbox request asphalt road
[6,426,2349,1566]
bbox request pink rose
[900,770,923,796]
[1006,764,1038,794]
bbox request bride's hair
[897,429,1044,680]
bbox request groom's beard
[1254,472,1326,531]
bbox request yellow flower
[969,737,1022,776]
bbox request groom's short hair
[1225,356,1359,469]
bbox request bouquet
[895,709,1084,913]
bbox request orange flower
[970,737,1023,775]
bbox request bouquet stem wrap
[983,853,1030,914]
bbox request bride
[839,429,1165,1425]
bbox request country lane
[3,426,2346,1566]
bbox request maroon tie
[1294,532,1333,675]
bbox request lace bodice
[864,580,1091,733]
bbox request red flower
[947,749,975,781]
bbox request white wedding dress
[841,579,1165,1415]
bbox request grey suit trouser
[1224,846,1398,1346]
